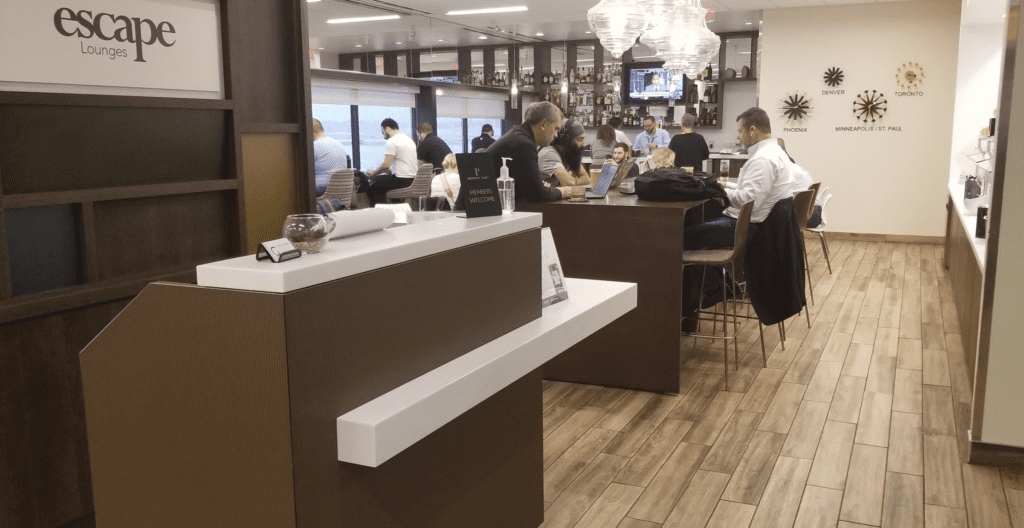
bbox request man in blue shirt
[312,118,348,196]
[632,116,671,156]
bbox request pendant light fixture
[586,0,648,59]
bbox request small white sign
[541,228,569,308]
[0,0,224,98]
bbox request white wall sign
[0,0,224,98]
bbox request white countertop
[709,152,749,160]
[336,278,638,467]
[197,212,542,293]
[948,182,987,270]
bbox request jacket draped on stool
[743,197,806,325]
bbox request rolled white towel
[326,208,396,239]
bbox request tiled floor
[539,239,1023,528]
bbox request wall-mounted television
[623,62,686,105]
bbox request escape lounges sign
[0,0,223,95]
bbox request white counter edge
[948,182,987,270]
[336,278,638,467]
[196,212,542,293]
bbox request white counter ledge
[336,278,637,467]
[197,212,542,293]
[948,182,987,270]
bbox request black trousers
[365,174,412,206]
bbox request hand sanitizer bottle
[498,157,515,214]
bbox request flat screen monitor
[623,63,685,105]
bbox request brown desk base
[522,193,712,394]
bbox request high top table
[521,192,714,394]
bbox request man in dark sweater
[415,123,453,171]
[668,113,710,172]
[483,101,570,202]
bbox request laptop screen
[594,164,617,195]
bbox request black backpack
[634,168,729,203]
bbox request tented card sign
[0,0,223,98]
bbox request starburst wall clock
[896,62,924,89]
[853,90,887,122]
[824,67,844,87]
[781,93,812,121]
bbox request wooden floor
[539,238,1023,528]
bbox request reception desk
[521,193,714,394]
[80,213,636,528]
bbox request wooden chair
[806,188,833,274]
[385,164,434,208]
[682,201,762,390]
[321,168,354,210]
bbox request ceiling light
[585,31,592,33]
[447,6,528,15]
[327,15,400,24]
[745,22,752,25]
[307,0,320,2]
[356,44,363,48]
[479,35,488,39]
[536,32,544,36]
[317,47,324,50]
[437,39,445,42]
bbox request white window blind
[437,88,507,119]
[311,78,418,108]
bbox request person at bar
[592,124,618,161]
[777,137,822,227]
[365,118,418,206]
[608,116,631,146]
[685,107,797,249]
[538,118,592,188]
[644,147,676,173]
[632,116,671,157]
[668,113,710,173]
[457,101,569,206]
[415,122,453,171]
[471,124,496,152]
[312,118,348,197]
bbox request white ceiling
[307,0,988,57]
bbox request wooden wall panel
[0,300,130,528]
[227,0,302,124]
[0,106,228,194]
[93,192,237,282]
[242,134,299,254]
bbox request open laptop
[585,161,632,198]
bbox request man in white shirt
[685,107,797,249]
[365,118,419,206]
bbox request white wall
[702,81,759,149]
[979,7,1024,448]
[761,0,961,236]
[949,24,1003,182]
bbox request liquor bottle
[711,108,718,126]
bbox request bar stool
[683,201,760,390]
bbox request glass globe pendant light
[587,0,648,59]
[640,0,719,79]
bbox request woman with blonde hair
[430,153,461,208]
[643,147,676,173]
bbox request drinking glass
[719,160,730,183]
[570,185,586,202]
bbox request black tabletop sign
[456,153,502,218]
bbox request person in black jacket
[415,123,453,171]
[668,113,710,173]
[487,102,571,202]
[471,124,496,152]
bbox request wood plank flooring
[539,241,1014,528]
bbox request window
[468,118,502,149]
[358,106,412,171]
[437,117,465,154]
[311,103,353,164]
